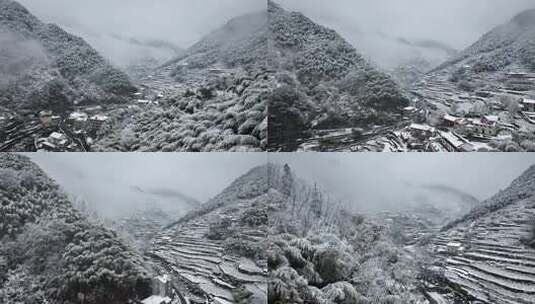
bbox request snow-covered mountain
[164,10,267,71]
[149,165,269,303]
[0,153,152,303]
[435,8,535,73]
[431,164,535,303]
[0,0,135,112]
[267,1,409,151]
[93,9,270,152]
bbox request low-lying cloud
[271,153,535,214]
[17,0,266,66]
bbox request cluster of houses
[399,94,535,152]
[38,107,109,131]
[34,107,109,151]
[35,132,77,151]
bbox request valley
[0,0,268,152]
[266,159,535,304]
[272,3,535,152]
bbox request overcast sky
[17,0,265,65]
[279,0,535,49]
[26,153,267,217]
[277,0,535,67]
[271,153,535,213]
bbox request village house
[481,115,499,125]
[36,132,68,151]
[462,115,499,137]
[408,123,436,139]
[440,131,474,152]
[442,114,461,128]
[89,114,108,129]
[48,132,68,147]
[68,111,89,129]
[469,121,498,137]
[521,98,535,112]
[38,111,61,127]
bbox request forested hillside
[435,8,535,73]
[268,1,409,151]
[0,154,152,303]
[93,10,270,152]
[149,165,269,303]
[0,0,135,113]
[267,164,426,303]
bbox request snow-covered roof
[483,115,499,123]
[69,112,88,121]
[49,132,66,140]
[440,131,464,148]
[90,114,108,121]
[443,114,459,123]
[41,142,56,149]
[409,124,435,132]
[522,98,535,104]
[447,242,462,247]
[39,110,53,116]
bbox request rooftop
[409,124,435,132]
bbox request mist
[0,30,48,80]
[25,153,267,218]
[277,0,535,68]
[271,153,535,214]
[17,0,266,66]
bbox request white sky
[26,153,267,216]
[277,0,535,49]
[17,0,266,64]
[270,153,535,212]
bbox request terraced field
[149,197,267,304]
[434,196,535,303]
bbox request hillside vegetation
[94,10,270,152]
[267,164,426,303]
[435,8,535,72]
[0,0,135,113]
[0,154,151,303]
[268,1,409,150]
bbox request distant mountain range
[435,8,535,72]
[444,164,535,230]
[163,10,267,72]
[0,0,136,112]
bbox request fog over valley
[17,0,266,66]
[271,153,535,213]
[25,153,267,218]
[277,0,535,68]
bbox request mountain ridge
[433,8,535,73]
[0,0,136,112]
[268,0,409,151]
[0,153,152,303]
